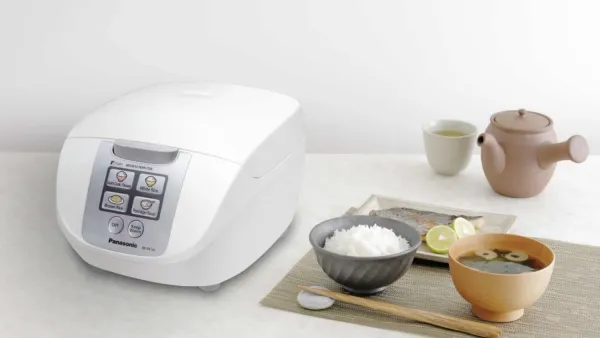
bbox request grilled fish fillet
[369,207,485,241]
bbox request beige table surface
[0,153,597,337]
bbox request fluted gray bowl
[309,215,422,295]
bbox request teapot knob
[518,109,527,117]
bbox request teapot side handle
[537,135,589,169]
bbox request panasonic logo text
[108,238,138,248]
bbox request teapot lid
[492,109,553,133]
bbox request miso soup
[458,249,546,274]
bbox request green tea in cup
[434,129,469,137]
[422,120,477,176]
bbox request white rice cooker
[56,82,306,290]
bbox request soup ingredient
[425,225,458,254]
[434,130,468,137]
[503,250,529,263]
[323,224,410,257]
[452,217,476,239]
[369,207,485,240]
[475,249,498,260]
[459,249,545,274]
[297,286,335,310]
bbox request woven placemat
[261,209,600,337]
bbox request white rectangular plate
[352,194,517,263]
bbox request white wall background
[1,0,599,153]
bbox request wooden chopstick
[298,285,502,338]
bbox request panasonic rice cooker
[56,82,306,290]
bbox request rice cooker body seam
[56,82,306,288]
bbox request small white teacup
[422,120,477,176]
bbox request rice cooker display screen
[98,167,168,221]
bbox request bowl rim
[308,215,422,261]
[448,233,556,277]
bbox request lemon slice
[452,217,476,239]
[426,225,458,254]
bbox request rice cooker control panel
[81,141,191,257]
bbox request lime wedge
[425,225,458,254]
[470,217,485,230]
[452,217,476,239]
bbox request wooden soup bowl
[448,233,555,323]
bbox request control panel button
[128,220,144,238]
[136,174,166,195]
[131,196,161,219]
[101,192,129,213]
[108,216,124,234]
[106,169,135,190]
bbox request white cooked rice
[323,224,410,257]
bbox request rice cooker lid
[68,83,300,164]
